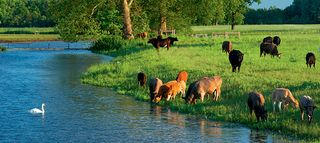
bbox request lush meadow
[0,27,59,42]
[82,25,320,141]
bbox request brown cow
[136,32,148,39]
[247,92,267,122]
[185,76,223,104]
[148,78,163,102]
[154,80,181,103]
[306,52,316,68]
[222,41,232,54]
[175,71,188,83]
[272,88,299,112]
[137,72,147,87]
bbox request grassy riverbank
[82,25,320,141]
[0,27,59,42]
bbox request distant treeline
[0,0,319,28]
[245,0,320,24]
[0,0,55,27]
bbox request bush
[90,35,127,52]
[0,46,6,51]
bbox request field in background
[82,24,320,141]
[0,27,59,42]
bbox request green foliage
[82,25,320,141]
[90,35,127,52]
[0,0,54,27]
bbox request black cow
[168,37,178,45]
[306,52,316,68]
[260,43,281,58]
[273,36,281,46]
[263,36,273,43]
[229,50,244,72]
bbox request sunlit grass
[82,25,320,141]
[0,34,59,42]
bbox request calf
[175,71,188,83]
[154,80,181,103]
[247,92,268,122]
[222,41,232,54]
[136,32,148,39]
[137,72,147,87]
[260,43,281,58]
[300,95,316,124]
[185,76,222,104]
[148,78,163,102]
[273,36,281,46]
[306,52,316,68]
[272,88,299,112]
[229,50,244,72]
[177,80,186,98]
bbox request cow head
[306,106,316,124]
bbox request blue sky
[250,0,294,9]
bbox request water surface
[0,49,297,142]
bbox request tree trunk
[231,24,235,30]
[122,0,133,39]
[160,16,167,32]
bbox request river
[0,42,297,142]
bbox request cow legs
[301,110,304,121]
[273,101,276,112]
[200,92,205,102]
[278,101,282,112]
[238,65,241,72]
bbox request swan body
[29,103,45,114]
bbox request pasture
[82,25,320,141]
[0,27,59,42]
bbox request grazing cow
[147,38,171,52]
[177,80,186,98]
[168,37,178,45]
[272,88,299,112]
[148,78,163,102]
[263,36,273,43]
[154,80,181,103]
[260,43,281,58]
[184,81,197,104]
[184,76,222,104]
[247,92,268,122]
[175,71,188,83]
[136,32,148,39]
[137,72,147,87]
[299,95,316,124]
[222,41,232,54]
[229,50,244,72]
[306,52,316,68]
[273,36,281,46]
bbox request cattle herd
[141,35,318,123]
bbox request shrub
[90,35,127,52]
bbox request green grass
[0,27,56,34]
[0,27,59,42]
[82,24,320,141]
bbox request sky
[250,0,294,10]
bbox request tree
[122,0,133,39]
[224,0,260,30]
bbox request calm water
[0,49,297,142]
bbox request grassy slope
[82,25,320,141]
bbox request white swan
[29,103,45,114]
